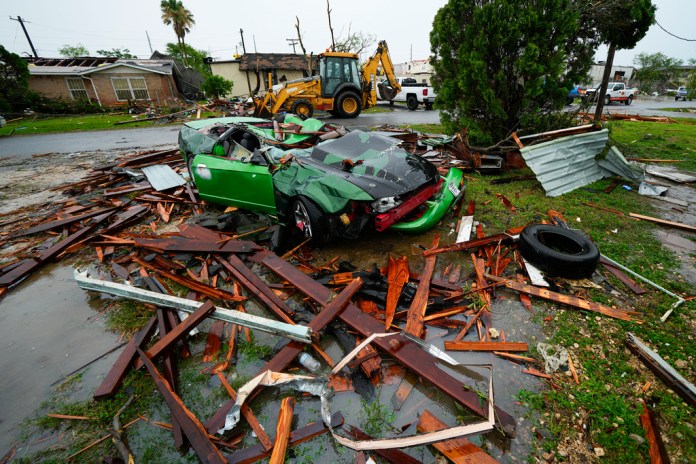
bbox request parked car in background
[179,115,463,243]
[377,76,437,110]
[584,82,637,105]
[567,85,586,104]
[675,87,692,101]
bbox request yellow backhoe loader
[252,40,400,119]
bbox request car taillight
[422,89,428,96]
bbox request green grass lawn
[0,111,210,136]
[608,117,696,171]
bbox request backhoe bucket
[377,81,398,101]
[252,96,274,118]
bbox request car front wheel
[290,197,330,244]
[625,95,633,105]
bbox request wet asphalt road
[0,97,693,159]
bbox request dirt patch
[0,150,129,214]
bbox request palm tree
[160,0,195,66]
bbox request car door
[191,153,277,215]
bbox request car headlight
[371,196,402,213]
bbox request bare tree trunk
[295,16,310,74]
[327,0,336,51]
[594,41,616,122]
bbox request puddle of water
[0,263,120,455]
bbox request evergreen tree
[0,45,30,112]
[430,0,592,145]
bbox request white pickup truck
[377,76,437,110]
[584,82,637,105]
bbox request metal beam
[74,270,311,343]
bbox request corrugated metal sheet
[141,165,187,191]
[520,129,610,197]
[597,146,644,183]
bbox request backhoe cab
[252,40,400,119]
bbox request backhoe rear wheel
[291,99,314,118]
[335,92,362,118]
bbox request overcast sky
[1,0,694,67]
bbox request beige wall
[210,62,247,98]
[210,61,307,98]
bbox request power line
[655,20,696,42]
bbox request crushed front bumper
[388,167,464,234]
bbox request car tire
[518,224,600,279]
[290,196,330,245]
[407,95,418,110]
[604,95,611,106]
[425,102,433,110]
[335,92,362,118]
[625,95,633,105]
[290,99,314,118]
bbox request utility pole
[240,29,252,95]
[146,31,153,54]
[286,38,299,54]
[10,16,38,58]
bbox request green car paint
[272,161,373,214]
[390,167,464,233]
[191,154,277,214]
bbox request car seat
[240,132,260,151]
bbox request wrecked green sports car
[178,115,463,243]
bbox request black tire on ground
[290,99,314,118]
[675,96,679,101]
[389,100,394,106]
[425,102,433,110]
[335,92,362,118]
[518,224,600,279]
[625,95,633,105]
[407,95,418,110]
[604,95,611,106]
[289,196,330,245]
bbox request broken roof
[26,57,174,76]
[239,53,317,71]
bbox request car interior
[222,130,261,157]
